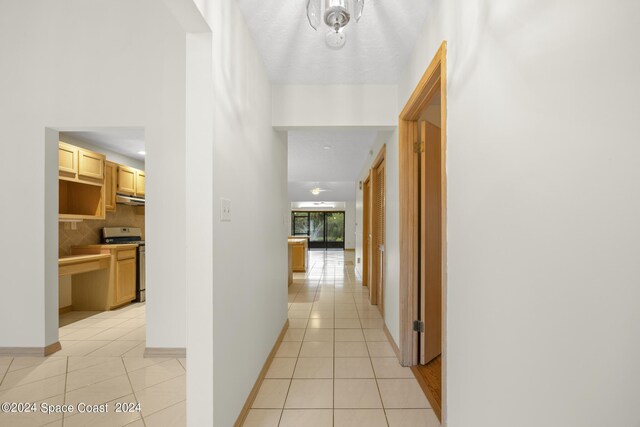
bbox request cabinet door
[78,148,105,180]
[135,171,145,197]
[115,256,136,305]
[58,142,78,179]
[117,166,137,196]
[105,162,117,212]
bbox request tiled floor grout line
[61,356,69,427]
[121,357,147,427]
[0,358,14,388]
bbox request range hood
[116,193,145,206]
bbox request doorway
[399,41,447,421]
[291,211,346,250]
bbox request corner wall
[397,1,640,426]
[0,0,186,351]
[190,1,289,425]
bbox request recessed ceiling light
[323,145,332,150]
[138,151,146,155]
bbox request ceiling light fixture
[311,187,322,195]
[307,0,365,49]
[323,145,332,150]
[138,151,146,155]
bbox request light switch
[220,198,232,222]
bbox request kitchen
[57,130,148,355]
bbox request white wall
[273,85,397,129]
[0,0,186,351]
[393,1,640,426]
[353,131,400,344]
[189,1,289,425]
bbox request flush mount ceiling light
[310,187,330,196]
[307,0,364,49]
[138,151,146,155]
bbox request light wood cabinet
[58,142,106,220]
[136,171,145,197]
[115,255,137,306]
[105,161,117,212]
[288,238,308,272]
[117,166,137,196]
[71,245,138,310]
[117,165,145,198]
[58,142,78,178]
[78,149,104,180]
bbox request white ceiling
[289,181,356,202]
[60,129,146,161]
[288,129,376,182]
[235,0,433,84]
[288,129,377,201]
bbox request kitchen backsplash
[59,205,145,257]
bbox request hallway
[244,251,439,427]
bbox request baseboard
[0,341,61,357]
[234,319,290,427]
[144,347,186,358]
[383,323,402,360]
[59,305,73,315]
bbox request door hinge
[413,141,424,153]
[413,320,424,333]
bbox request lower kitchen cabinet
[71,244,138,310]
[115,253,137,306]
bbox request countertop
[72,244,140,249]
[59,254,111,266]
[288,238,307,244]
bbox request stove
[102,227,143,245]
[102,227,146,302]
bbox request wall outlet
[357,257,361,264]
[220,198,232,222]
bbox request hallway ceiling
[235,0,432,84]
[288,129,377,201]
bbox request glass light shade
[307,0,321,30]
[325,29,347,49]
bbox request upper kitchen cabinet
[58,142,78,179]
[58,141,106,220]
[117,165,145,198]
[136,171,145,197]
[105,161,117,212]
[58,142,105,186]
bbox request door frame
[398,41,447,368]
[362,175,371,287]
[369,145,386,310]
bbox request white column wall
[190,1,289,425]
[0,0,187,350]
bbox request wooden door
[115,253,137,305]
[78,148,105,180]
[420,121,443,364]
[362,176,371,287]
[105,161,117,212]
[58,142,78,179]
[371,153,386,313]
[117,166,137,196]
[136,171,145,197]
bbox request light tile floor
[245,250,441,427]
[0,303,186,427]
